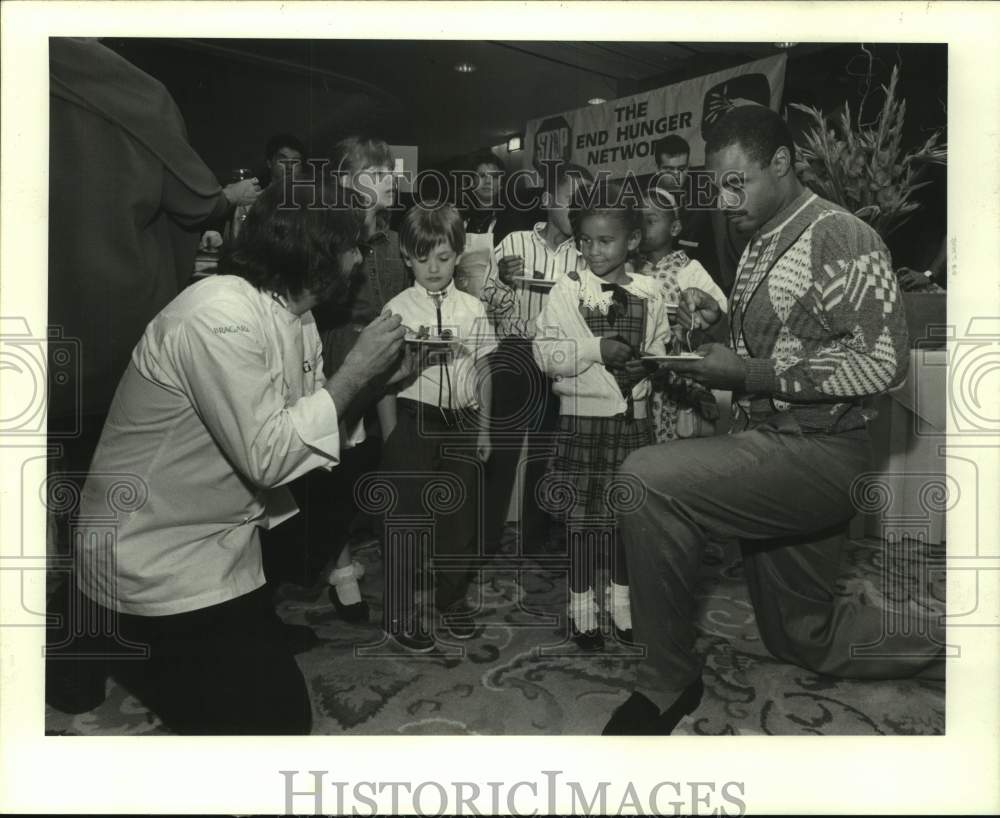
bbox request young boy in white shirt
[377,203,497,651]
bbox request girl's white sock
[608,582,632,631]
[568,587,598,632]
[329,566,362,605]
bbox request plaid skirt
[547,414,653,520]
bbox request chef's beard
[312,257,366,307]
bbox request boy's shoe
[440,599,479,641]
[384,615,435,653]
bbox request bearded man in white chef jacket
[46,179,412,735]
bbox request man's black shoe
[602,678,704,735]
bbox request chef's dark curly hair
[219,178,365,303]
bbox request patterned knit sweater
[732,190,909,433]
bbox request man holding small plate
[605,105,945,736]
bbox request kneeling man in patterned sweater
[604,105,945,735]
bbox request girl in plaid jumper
[532,186,670,650]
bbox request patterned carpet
[45,531,945,736]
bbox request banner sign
[525,54,787,178]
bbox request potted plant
[791,65,948,342]
[790,65,947,242]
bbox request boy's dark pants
[484,337,560,553]
[377,400,484,621]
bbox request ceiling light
[588,97,607,105]
[774,42,798,49]
[507,135,523,152]
[454,62,477,73]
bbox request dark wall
[103,38,407,182]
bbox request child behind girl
[636,187,728,442]
[532,182,669,650]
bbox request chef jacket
[76,275,363,616]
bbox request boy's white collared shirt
[387,280,498,410]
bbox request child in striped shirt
[478,163,592,557]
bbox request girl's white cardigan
[532,268,669,418]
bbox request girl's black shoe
[571,622,605,651]
[613,625,634,645]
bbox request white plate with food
[406,337,459,348]
[640,352,705,362]
[404,327,462,348]
[510,275,557,288]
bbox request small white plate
[511,275,556,288]
[641,353,705,362]
[405,336,460,347]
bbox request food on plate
[198,230,223,252]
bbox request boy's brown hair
[398,202,465,259]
